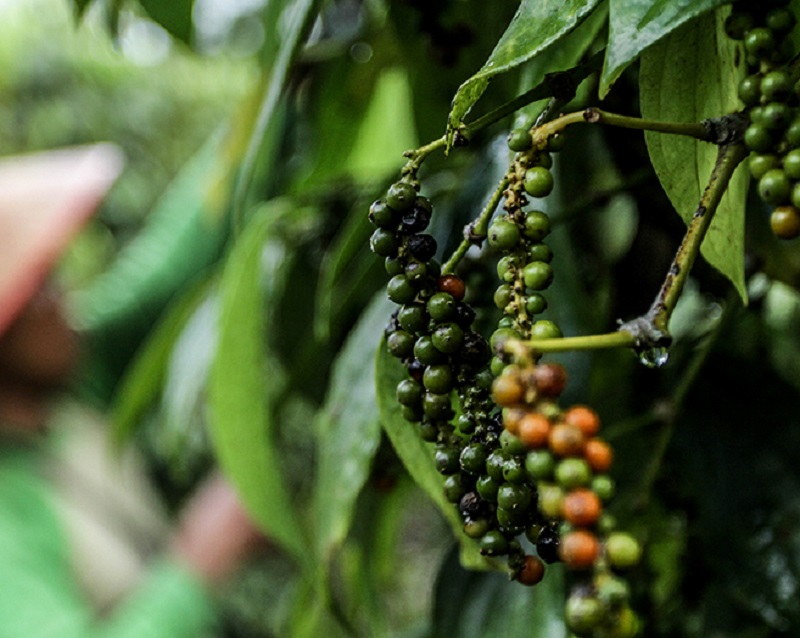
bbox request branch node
[617,316,672,351]
[702,112,748,145]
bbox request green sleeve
[0,452,217,638]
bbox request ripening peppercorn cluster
[726,0,800,238]
[493,364,642,638]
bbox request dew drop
[638,346,669,369]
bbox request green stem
[508,330,636,358]
[645,141,749,334]
[442,176,509,274]
[534,108,713,145]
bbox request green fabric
[0,448,217,638]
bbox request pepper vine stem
[442,175,510,275]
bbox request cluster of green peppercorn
[727,0,800,238]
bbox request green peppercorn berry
[423,392,453,420]
[387,330,415,359]
[545,134,565,152]
[490,327,522,351]
[404,261,426,283]
[525,449,556,479]
[387,274,417,304]
[523,210,551,241]
[486,449,508,482]
[762,70,792,101]
[787,117,800,147]
[555,458,592,489]
[454,416,474,437]
[565,593,605,634]
[443,474,468,502]
[595,573,630,606]
[750,106,767,126]
[771,206,800,239]
[464,518,491,539]
[494,284,513,310]
[531,151,553,169]
[427,292,457,322]
[766,7,796,34]
[369,200,397,228]
[528,243,553,264]
[423,364,455,394]
[737,75,761,107]
[496,507,526,535]
[538,483,565,519]
[507,128,533,152]
[398,303,427,334]
[386,182,416,211]
[724,9,754,40]
[460,443,488,475]
[591,474,616,501]
[759,168,792,204]
[750,154,781,180]
[414,335,446,365]
[526,293,548,315]
[401,404,423,422]
[744,124,775,153]
[434,445,460,475]
[475,368,495,390]
[418,420,439,441]
[500,428,528,455]
[475,474,500,501]
[396,378,423,407]
[605,532,642,569]
[370,228,398,257]
[784,150,800,180]
[744,27,775,58]
[502,456,528,484]
[497,483,532,512]
[479,530,509,556]
[432,322,464,354]
[497,315,515,330]
[414,195,432,213]
[763,102,792,130]
[792,183,800,209]
[384,256,403,276]
[530,320,563,339]
[497,256,519,283]
[523,166,555,198]
[523,261,554,290]
[488,219,521,250]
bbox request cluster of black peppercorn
[726,0,800,238]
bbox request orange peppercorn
[492,374,525,407]
[517,412,552,449]
[515,554,546,586]
[584,438,614,473]
[548,422,586,457]
[563,405,601,437]
[558,529,600,569]
[437,274,466,300]
[502,407,527,435]
[562,488,602,527]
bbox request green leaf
[111,277,212,445]
[138,0,195,45]
[209,204,306,562]
[640,9,748,302]
[376,343,498,571]
[600,0,729,97]
[432,549,567,638]
[312,294,391,563]
[447,0,602,138]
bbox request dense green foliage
[38,0,800,635]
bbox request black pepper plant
[76,0,800,636]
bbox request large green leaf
[208,203,306,562]
[376,343,498,571]
[447,0,602,138]
[600,0,729,97]
[312,294,391,563]
[640,9,748,302]
[432,549,567,638]
[139,0,195,45]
